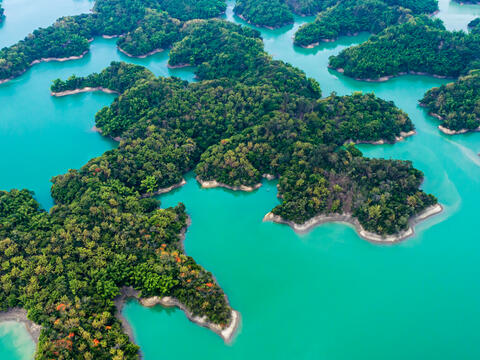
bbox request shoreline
[114,287,240,346]
[350,130,416,145]
[30,50,89,65]
[332,67,453,82]
[141,179,187,198]
[235,13,291,30]
[102,34,125,39]
[0,308,42,344]
[92,125,122,142]
[298,32,360,49]
[263,203,443,243]
[197,176,262,192]
[1,50,91,85]
[438,124,480,135]
[419,106,480,135]
[51,86,119,97]
[167,63,192,69]
[118,47,164,58]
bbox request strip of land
[263,204,443,243]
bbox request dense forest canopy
[49,19,435,240]
[328,16,480,80]
[293,0,438,47]
[234,0,294,28]
[0,1,445,357]
[233,0,337,29]
[420,70,480,131]
[0,0,227,82]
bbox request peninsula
[1,5,444,360]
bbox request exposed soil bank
[236,13,290,30]
[92,125,122,142]
[332,67,453,82]
[0,308,42,344]
[438,125,480,135]
[51,86,118,97]
[197,176,262,192]
[115,287,240,346]
[263,204,443,243]
[350,130,416,145]
[419,106,480,135]
[141,179,187,198]
[30,50,89,65]
[118,47,164,58]
[167,63,192,69]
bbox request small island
[233,0,327,29]
[328,16,480,81]
[0,0,227,83]
[293,0,438,48]
[420,70,480,135]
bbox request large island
[0,2,443,359]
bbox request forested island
[50,20,437,239]
[293,0,438,47]
[0,0,227,83]
[326,13,480,134]
[329,16,480,80]
[233,0,331,29]
[420,70,480,134]
[0,2,445,359]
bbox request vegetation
[285,0,328,16]
[469,17,480,35]
[116,9,182,57]
[51,62,155,94]
[0,0,227,82]
[0,1,4,22]
[294,0,437,47]
[234,0,294,28]
[2,11,441,358]
[49,20,434,240]
[329,16,480,80]
[420,70,480,131]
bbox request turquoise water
[0,322,35,360]
[2,0,480,359]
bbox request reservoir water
[1,0,480,358]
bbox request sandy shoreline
[438,124,480,135]
[236,13,289,30]
[30,50,89,65]
[0,308,42,344]
[197,176,262,192]
[51,86,119,97]
[114,287,240,347]
[299,32,359,48]
[92,125,122,141]
[350,130,416,145]
[0,51,90,85]
[118,47,164,58]
[332,67,453,82]
[167,62,192,69]
[141,179,187,198]
[263,203,443,243]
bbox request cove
[1,0,480,359]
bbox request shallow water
[1,0,480,359]
[0,322,35,360]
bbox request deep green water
[1,0,480,359]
